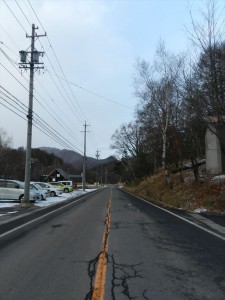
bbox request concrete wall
[205,125,222,174]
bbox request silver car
[0,179,39,202]
[35,182,62,197]
[30,183,49,200]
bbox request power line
[0,47,83,147]
[14,0,32,27]
[1,1,100,156]
[0,35,83,142]
[70,81,133,110]
[27,0,87,123]
[0,40,19,57]
[0,62,29,92]
[45,69,133,110]
[0,94,80,151]
[0,89,27,115]
[2,0,28,33]
[0,87,84,154]
[27,0,45,32]
[24,0,104,154]
[0,47,19,65]
[33,78,83,147]
[0,96,27,121]
[0,24,21,50]
[0,95,27,117]
[42,49,84,124]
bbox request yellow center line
[91,189,112,300]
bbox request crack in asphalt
[85,191,112,300]
[84,252,104,300]
[85,252,149,300]
[84,191,149,300]
[109,254,145,300]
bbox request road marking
[92,190,112,300]
[124,190,225,242]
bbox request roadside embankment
[124,169,225,213]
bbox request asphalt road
[0,187,225,300]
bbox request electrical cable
[1,1,102,156]
[0,85,84,154]
[0,40,19,57]
[0,52,83,147]
[14,0,32,27]
[27,0,88,122]
[0,93,76,151]
[0,47,19,65]
[0,96,27,121]
[0,95,27,117]
[2,0,27,33]
[40,43,84,125]
[0,62,29,93]
[45,69,133,110]
[0,23,21,50]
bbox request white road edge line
[0,192,94,239]
[124,190,225,242]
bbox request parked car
[58,180,73,186]
[51,181,73,193]
[35,182,62,197]
[30,182,49,200]
[0,179,39,202]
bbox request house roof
[48,168,69,179]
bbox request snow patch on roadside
[212,175,225,183]
[0,189,96,211]
[194,208,207,213]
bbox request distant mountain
[40,147,117,170]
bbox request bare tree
[0,127,12,149]
[188,0,225,152]
[0,128,12,178]
[111,121,148,181]
[111,121,145,158]
[134,42,184,187]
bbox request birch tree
[0,128,12,178]
[134,42,184,187]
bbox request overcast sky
[0,0,224,159]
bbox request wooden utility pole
[96,150,100,188]
[82,121,90,191]
[19,24,46,204]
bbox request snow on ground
[194,208,207,213]
[212,175,225,183]
[0,189,96,210]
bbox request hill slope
[40,147,116,170]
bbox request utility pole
[105,168,108,186]
[96,150,100,188]
[82,121,90,191]
[19,24,46,204]
[101,163,103,187]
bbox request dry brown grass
[125,168,225,212]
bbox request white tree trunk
[161,105,173,188]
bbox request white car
[0,179,39,202]
[35,182,62,197]
[30,183,49,200]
